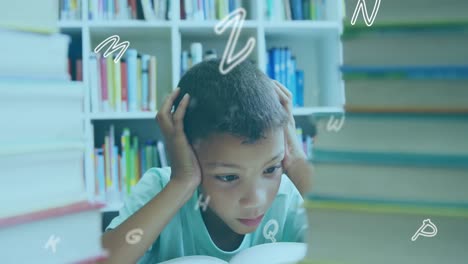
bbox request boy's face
[193,128,285,235]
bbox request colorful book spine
[113,55,122,112]
[99,55,109,112]
[106,55,114,111]
[149,56,157,112]
[141,54,150,111]
[126,49,138,112]
[121,61,128,112]
[296,69,304,107]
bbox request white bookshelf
[59,0,345,212]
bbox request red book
[129,0,137,19]
[76,59,83,81]
[99,56,109,111]
[121,61,128,112]
[180,0,186,20]
[0,201,107,263]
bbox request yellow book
[104,136,112,188]
[106,55,114,111]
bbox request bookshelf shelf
[89,107,341,121]
[87,20,173,28]
[90,112,157,120]
[62,0,345,211]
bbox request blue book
[290,57,297,106]
[285,48,292,88]
[141,54,150,111]
[340,65,468,80]
[291,0,304,20]
[203,0,210,20]
[229,0,235,12]
[280,47,287,85]
[109,0,114,19]
[273,48,281,82]
[296,70,304,106]
[126,49,138,111]
[140,147,146,176]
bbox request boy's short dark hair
[174,59,289,145]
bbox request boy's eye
[215,175,239,182]
[264,165,282,174]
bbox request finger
[157,88,181,133]
[160,87,181,115]
[273,81,293,113]
[273,80,293,100]
[173,93,190,133]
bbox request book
[313,113,468,156]
[344,78,468,113]
[149,55,157,111]
[0,80,84,144]
[341,65,468,80]
[159,242,306,263]
[0,201,107,263]
[343,29,468,66]
[344,0,468,28]
[0,141,87,218]
[303,195,468,264]
[0,29,70,80]
[310,159,468,203]
[0,0,58,33]
[126,49,138,112]
[89,54,101,112]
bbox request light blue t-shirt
[106,167,308,263]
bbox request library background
[1,0,468,263]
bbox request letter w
[94,35,130,63]
[351,0,381,27]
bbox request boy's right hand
[156,88,202,191]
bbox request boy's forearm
[101,180,196,264]
[286,158,313,197]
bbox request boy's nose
[239,184,267,210]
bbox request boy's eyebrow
[205,151,284,169]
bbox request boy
[101,59,313,263]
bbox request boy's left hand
[272,80,308,175]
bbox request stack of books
[94,125,168,205]
[180,0,243,21]
[265,0,327,21]
[87,0,172,21]
[89,50,158,113]
[0,0,106,262]
[300,0,468,263]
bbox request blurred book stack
[300,0,468,263]
[0,0,106,263]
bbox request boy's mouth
[237,214,264,227]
